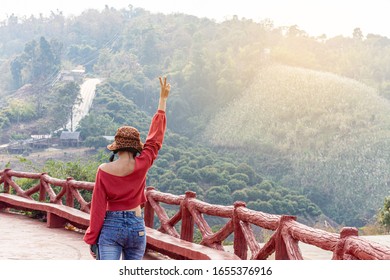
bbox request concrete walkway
[1,210,390,260]
[0,210,165,260]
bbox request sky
[2,0,390,38]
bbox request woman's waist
[106,195,146,213]
[105,205,142,218]
[103,209,145,228]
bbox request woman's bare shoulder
[98,162,109,171]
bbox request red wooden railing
[1,168,390,260]
[0,169,93,213]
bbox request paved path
[1,210,390,260]
[0,211,165,260]
[65,78,101,131]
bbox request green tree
[67,44,97,71]
[32,37,60,82]
[230,173,250,184]
[378,196,390,232]
[205,185,233,205]
[257,180,274,191]
[232,189,248,202]
[352,27,364,41]
[50,81,81,130]
[10,37,62,118]
[247,200,273,213]
[5,99,36,124]
[10,57,24,89]
[77,113,117,139]
[227,179,247,192]
[42,158,99,182]
[84,136,110,149]
[177,166,198,182]
[198,166,227,185]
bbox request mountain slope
[204,64,390,226]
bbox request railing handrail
[1,168,390,260]
[0,168,93,213]
[144,188,390,260]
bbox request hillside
[204,64,390,226]
[77,81,323,224]
[2,7,390,228]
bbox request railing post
[181,191,196,242]
[275,215,296,260]
[66,177,74,208]
[144,187,155,228]
[39,173,47,202]
[3,168,11,193]
[233,201,248,260]
[333,227,359,260]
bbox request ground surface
[1,210,390,260]
[0,211,166,260]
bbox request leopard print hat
[107,126,144,153]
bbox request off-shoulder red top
[83,110,166,244]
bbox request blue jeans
[98,211,146,260]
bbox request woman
[83,77,170,260]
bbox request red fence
[0,169,93,213]
[1,168,390,260]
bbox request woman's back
[99,154,136,177]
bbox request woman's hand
[90,244,98,259]
[159,76,170,100]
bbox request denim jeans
[98,210,146,260]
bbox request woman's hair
[109,147,139,162]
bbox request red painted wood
[208,220,233,244]
[274,216,292,260]
[7,170,42,179]
[253,235,276,260]
[239,220,260,259]
[285,219,338,252]
[1,168,390,260]
[180,192,195,242]
[0,193,90,229]
[6,177,27,197]
[1,169,10,193]
[344,236,390,260]
[65,178,75,208]
[47,212,68,228]
[40,180,58,203]
[39,180,46,202]
[236,206,280,230]
[281,226,303,260]
[144,188,155,228]
[233,202,249,259]
[24,183,40,197]
[146,227,240,260]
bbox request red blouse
[83,110,166,245]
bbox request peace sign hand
[159,76,170,100]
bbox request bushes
[205,185,233,205]
[3,100,37,124]
[378,196,390,233]
[227,179,247,192]
[143,135,322,220]
[84,136,110,149]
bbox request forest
[1,5,390,229]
